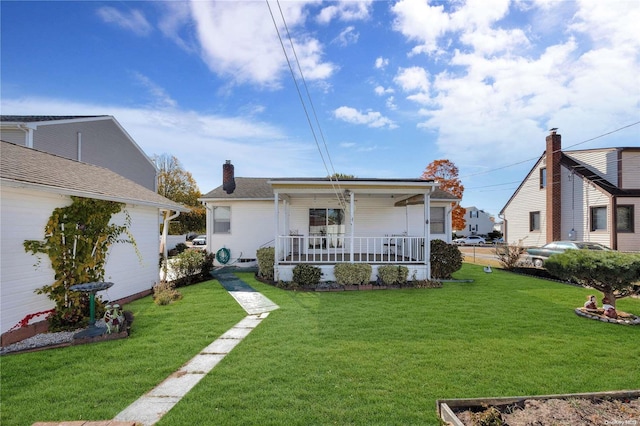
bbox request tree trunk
[603,291,617,308]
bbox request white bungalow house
[0,141,187,344]
[456,206,495,237]
[0,115,157,191]
[500,130,640,251]
[199,162,460,282]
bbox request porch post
[424,190,431,280]
[274,191,280,281]
[350,190,355,261]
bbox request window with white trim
[213,206,231,234]
[430,207,445,234]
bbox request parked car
[526,241,611,268]
[191,235,207,251]
[453,236,486,245]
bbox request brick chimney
[546,130,562,242]
[222,160,236,194]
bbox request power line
[459,121,640,180]
[266,0,346,209]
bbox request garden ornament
[103,304,125,334]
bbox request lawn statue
[103,304,125,334]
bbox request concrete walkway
[111,270,279,426]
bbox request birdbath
[69,281,114,338]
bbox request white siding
[502,159,547,247]
[206,200,278,263]
[1,186,161,335]
[621,150,640,189]
[458,207,494,237]
[567,149,619,185]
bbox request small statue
[103,304,125,334]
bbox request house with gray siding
[200,162,460,282]
[500,131,640,251]
[0,115,157,191]
[0,141,187,345]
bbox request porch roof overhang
[268,178,439,203]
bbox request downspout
[274,191,280,281]
[611,195,618,250]
[18,124,35,148]
[161,209,181,260]
[77,132,82,161]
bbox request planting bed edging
[437,389,640,426]
[575,308,640,325]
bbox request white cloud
[375,57,389,69]
[391,0,450,55]
[190,1,335,87]
[96,6,152,36]
[333,26,359,46]
[394,67,430,104]
[374,85,394,96]
[157,2,197,52]
[317,1,373,24]
[1,96,322,192]
[132,72,177,109]
[334,106,397,129]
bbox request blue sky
[2,0,639,217]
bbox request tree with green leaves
[545,250,640,308]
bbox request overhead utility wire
[266,0,346,209]
[459,120,640,180]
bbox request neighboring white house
[0,115,157,191]
[500,130,640,251]
[199,162,460,282]
[456,206,495,237]
[0,141,187,343]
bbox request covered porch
[270,178,456,282]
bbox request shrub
[153,281,182,306]
[494,243,525,270]
[174,242,188,254]
[377,265,409,285]
[172,249,205,287]
[545,250,640,307]
[257,247,275,280]
[201,252,215,278]
[430,239,463,279]
[292,264,322,286]
[334,263,372,285]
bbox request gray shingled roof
[201,177,458,202]
[0,141,187,211]
[1,115,106,123]
[201,178,274,199]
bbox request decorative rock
[574,308,640,325]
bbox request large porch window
[309,208,345,248]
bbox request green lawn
[2,264,639,425]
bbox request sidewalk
[110,270,278,426]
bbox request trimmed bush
[257,247,275,280]
[172,250,205,287]
[292,264,322,286]
[174,242,188,254]
[377,265,409,285]
[334,263,372,285]
[545,250,640,307]
[430,239,463,279]
[494,243,525,270]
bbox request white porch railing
[278,235,426,264]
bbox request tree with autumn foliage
[421,159,466,231]
[154,154,205,234]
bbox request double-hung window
[430,207,445,234]
[213,206,231,234]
